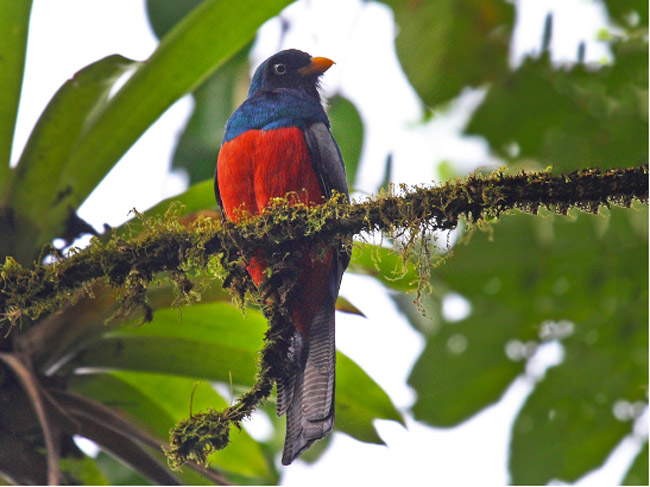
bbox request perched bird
[214,49,349,465]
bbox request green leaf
[93,451,151,486]
[145,3,253,184]
[511,325,647,483]
[69,298,401,446]
[146,0,253,185]
[39,0,292,243]
[0,0,32,190]
[173,47,252,184]
[145,0,206,39]
[406,207,648,483]
[348,242,420,293]
[509,211,648,484]
[7,56,134,235]
[59,456,109,485]
[329,95,364,189]
[380,0,513,107]
[466,40,649,171]
[408,292,530,426]
[67,302,265,384]
[602,0,648,27]
[71,371,273,481]
[623,441,649,485]
[336,352,404,443]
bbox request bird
[214,49,349,465]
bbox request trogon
[214,49,349,465]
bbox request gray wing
[303,122,349,200]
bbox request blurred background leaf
[380,0,513,108]
[328,95,364,189]
[405,207,647,483]
[466,42,649,170]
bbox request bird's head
[248,49,334,99]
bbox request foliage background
[0,0,647,485]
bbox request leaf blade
[8,55,135,228]
[0,0,32,192]
[42,0,291,241]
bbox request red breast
[217,127,324,221]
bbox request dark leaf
[602,0,648,27]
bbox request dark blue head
[223,50,334,142]
[248,49,334,100]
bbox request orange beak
[298,56,335,76]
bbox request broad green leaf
[329,95,364,189]
[145,1,253,186]
[622,441,649,485]
[406,207,647,483]
[509,210,648,484]
[32,276,231,376]
[466,40,648,171]
[71,371,273,481]
[146,0,253,184]
[6,55,134,256]
[408,291,531,426]
[40,0,292,244]
[381,0,513,107]
[336,352,404,443]
[59,456,109,485]
[67,302,265,384]
[116,372,272,480]
[172,48,251,184]
[0,0,32,190]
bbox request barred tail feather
[279,307,336,465]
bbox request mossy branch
[2,165,646,326]
[1,165,648,467]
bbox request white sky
[12,0,645,485]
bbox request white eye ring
[273,63,287,75]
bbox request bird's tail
[277,305,336,465]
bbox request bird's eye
[273,63,287,75]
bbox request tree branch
[1,165,647,328]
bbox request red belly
[217,127,331,333]
[218,127,324,220]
